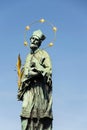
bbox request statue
[17,29,53,130]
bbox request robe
[18,49,53,130]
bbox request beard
[30,43,38,52]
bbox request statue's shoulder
[39,49,49,57]
[26,53,31,58]
[25,53,31,62]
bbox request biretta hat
[32,30,46,41]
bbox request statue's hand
[28,67,39,77]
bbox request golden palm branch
[16,54,22,88]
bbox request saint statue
[17,29,53,130]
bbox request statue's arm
[34,51,52,85]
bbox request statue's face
[30,36,40,50]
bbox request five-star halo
[24,18,57,48]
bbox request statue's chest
[29,53,42,63]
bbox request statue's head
[30,30,46,51]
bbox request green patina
[17,30,53,130]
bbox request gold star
[52,27,57,32]
[48,42,54,47]
[24,41,28,46]
[39,18,45,23]
[25,26,30,30]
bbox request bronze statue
[17,29,53,130]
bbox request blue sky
[0,0,87,130]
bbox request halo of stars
[24,18,57,47]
